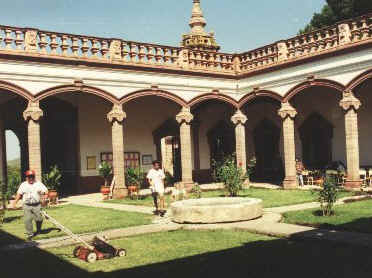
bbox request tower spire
[181,0,220,52]
[189,0,207,35]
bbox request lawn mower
[41,211,126,263]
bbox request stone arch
[35,84,118,104]
[0,80,33,101]
[346,68,372,90]
[238,90,283,108]
[120,89,187,107]
[188,93,238,109]
[284,79,345,102]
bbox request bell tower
[181,0,220,52]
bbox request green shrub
[42,165,62,192]
[125,167,146,188]
[215,154,247,197]
[316,175,339,216]
[98,161,112,186]
[0,181,6,225]
[6,173,20,200]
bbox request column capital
[278,102,297,119]
[176,107,193,124]
[231,110,247,125]
[340,90,361,111]
[23,101,43,122]
[107,104,126,123]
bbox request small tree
[42,165,62,192]
[98,162,112,187]
[316,175,339,216]
[216,154,247,197]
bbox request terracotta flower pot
[128,185,138,199]
[48,190,58,204]
[315,179,324,186]
[101,186,110,200]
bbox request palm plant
[98,162,112,186]
[42,165,62,192]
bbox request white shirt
[17,181,48,204]
[146,168,165,193]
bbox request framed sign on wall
[142,154,153,165]
[87,156,97,170]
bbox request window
[100,152,140,169]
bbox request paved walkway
[62,194,154,214]
[4,193,372,251]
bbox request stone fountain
[170,197,263,224]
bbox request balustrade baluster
[71,37,80,57]
[15,30,23,51]
[38,33,48,54]
[146,46,154,64]
[90,39,100,58]
[61,35,70,56]
[50,34,59,55]
[101,40,109,59]
[4,29,13,50]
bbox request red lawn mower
[42,211,127,263]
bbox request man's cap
[25,170,36,177]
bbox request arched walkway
[299,113,333,169]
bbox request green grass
[0,204,153,247]
[284,199,372,234]
[2,229,372,278]
[106,188,353,208]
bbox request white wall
[78,95,181,177]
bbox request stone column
[23,101,44,181]
[176,107,194,190]
[192,119,201,171]
[278,102,297,189]
[107,104,127,198]
[340,90,362,188]
[231,110,248,174]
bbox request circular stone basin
[170,197,263,224]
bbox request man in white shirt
[146,160,166,216]
[13,170,48,240]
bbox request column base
[180,181,195,193]
[344,180,362,189]
[112,188,128,199]
[282,176,297,189]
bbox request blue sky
[4,0,326,160]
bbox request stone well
[170,197,263,224]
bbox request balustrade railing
[0,13,370,76]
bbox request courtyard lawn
[106,188,353,208]
[2,229,372,278]
[0,204,153,247]
[284,199,372,234]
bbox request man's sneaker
[26,235,33,241]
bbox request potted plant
[125,167,145,199]
[98,161,112,199]
[42,165,62,204]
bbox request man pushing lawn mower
[12,170,48,241]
